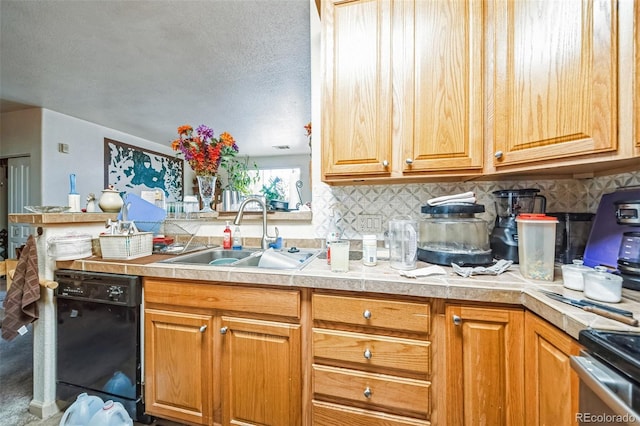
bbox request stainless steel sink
[161,247,321,270]
[160,248,261,266]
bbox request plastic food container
[583,266,623,303]
[516,214,558,281]
[47,233,93,260]
[561,259,592,291]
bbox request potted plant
[261,176,288,210]
[220,157,258,210]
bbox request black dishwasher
[54,269,151,423]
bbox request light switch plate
[357,214,383,234]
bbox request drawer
[313,328,430,375]
[312,400,430,426]
[313,364,430,417]
[144,278,300,318]
[313,293,430,334]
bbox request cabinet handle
[199,325,207,333]
[220,326,228,335]
[405,158,413,165]
[452,315,462,326]
[363,387,372,398]
[363,309,372,320]
[363,349,372,360]
[381,160,389,167]
[494,151,503,159]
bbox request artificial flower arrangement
[171,124,239,176]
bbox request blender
[489,188,546,263]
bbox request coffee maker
[490,188,546,263]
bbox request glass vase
[196,175,217,212]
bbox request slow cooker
[418,203,493,266]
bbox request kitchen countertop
[57,253,640,340]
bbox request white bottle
[325,210,342,265]
[232,226,243,250]
[362,234,377,266]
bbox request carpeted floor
[0,277,184,426]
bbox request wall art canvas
[104,138,183,201]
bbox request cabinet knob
[405,158,413,165]
[220,326,228,335]
[452,315,462,326]
[382,160,389,167]
[363,309,372,320]
[363,349,372,360]
[199,325,207,333]
[363,387,372,398]
[494,151,503,159]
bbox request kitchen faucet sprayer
[233,197,279,249]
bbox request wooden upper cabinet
[489,0,618,168]
[397,0,483,174]
[322,0,393,178]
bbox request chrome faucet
[233,197,279,249]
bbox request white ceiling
[0,0,312,157]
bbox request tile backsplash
[313,170,640,240]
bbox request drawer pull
[452,315,462,326]
[363,387,372,398]
[363,349,372,360]
[199,325,207,333]
[363,309,372,320]
[220,326,228,335]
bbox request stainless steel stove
[571,329,640,425]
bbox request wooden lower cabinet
[445,304,525,426]
[143,278,302,426]
[144,309,214,425]
[524,311,582,426]
[220,316,301,426]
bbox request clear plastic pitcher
[389,216,418,270]
[88,400,133,426]
[59,392,104,426]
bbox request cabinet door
[322,0,393,178]
[144,309,213,426]
[446,305,525,426]
[489,0,617,167]
[221,316,301,426]
[524,312,582,426]
[396,0,483,174]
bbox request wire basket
[99,232,153,260]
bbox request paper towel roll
[68,194,81,212]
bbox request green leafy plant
[261,176,286,201]
[221,157,258,195]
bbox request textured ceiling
[0,0,312,157]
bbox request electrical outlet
[357,214,383,234]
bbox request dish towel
[2,235,40,341]
[427,191,476,206]
[451,259,513,278]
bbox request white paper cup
[330,240,350,272]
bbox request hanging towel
[2,235,40,341]
[427,191,476,206]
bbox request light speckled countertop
[58,254,640,340]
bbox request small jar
[583,266,623,303]
[561,259,592,291]
[362,234,377,266]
